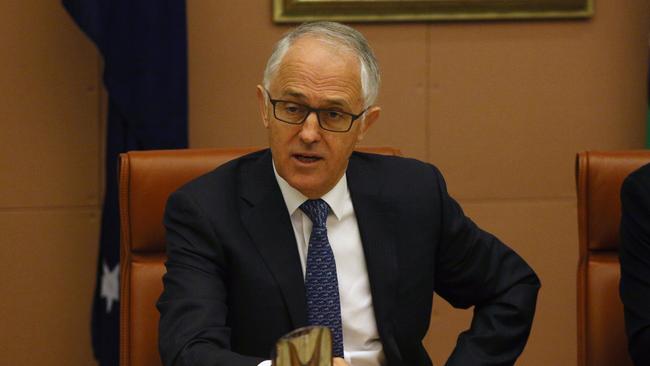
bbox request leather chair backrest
[119,147,401,366]
[575,150,650,366]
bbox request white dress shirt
[257,163,384,366]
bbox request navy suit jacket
[620,162,650,366]
[158,149,540,366]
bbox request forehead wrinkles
[274,56,363,106]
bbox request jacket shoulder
[622,162,650,196]
[172,148,268,200]
[350,151,443,180]
[349,151,447,201]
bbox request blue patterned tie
[300,199,344,357]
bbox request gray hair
[262,21,380,108]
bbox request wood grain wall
[0,2,101,365]
[1,0,648,365]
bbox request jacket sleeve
[157,190,265,366]
[430,167,541,366]
[619,168,650,366]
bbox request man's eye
[325,111,344,120]
[283,103,303,114]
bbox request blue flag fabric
[646,58,649,148]
[62,1,188,365]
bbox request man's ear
[256,85,270,128]
[356,106,380,142]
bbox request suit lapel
[239,150,308,329]
[237,151,400,343]
[347,153,399,338]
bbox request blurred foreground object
[273,326,332,366]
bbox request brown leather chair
[575,150,650,366]
[118,146,401,366]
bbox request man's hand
[333,357,350,366]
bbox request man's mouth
[293,154,323,163]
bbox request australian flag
[62,1,188,365]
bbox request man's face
[257,36,380,198]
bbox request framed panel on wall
[273,0,593,23]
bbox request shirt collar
[272,160,348,220]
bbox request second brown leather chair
[575,150,650,366]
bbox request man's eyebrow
[323,99,347,108]
[282,90,349,108]
[284,90,306,99]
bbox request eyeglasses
[265,89,368,133]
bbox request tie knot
[300,199,329,227]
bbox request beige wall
[0,2,101,365]
[1,0,648,365]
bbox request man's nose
[298,111,321,143]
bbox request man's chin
[287,177,328,199]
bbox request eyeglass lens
[274,101,352,132]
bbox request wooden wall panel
[0,3,101,208]
[0,210,99,365]
[187,0,288,149]
[426,7,648,200]
[0,3,102,366]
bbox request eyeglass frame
[264,88,369,133]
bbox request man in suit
[620,162,650,365]
[158,22,540,366]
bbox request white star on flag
[100,261,120,313]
